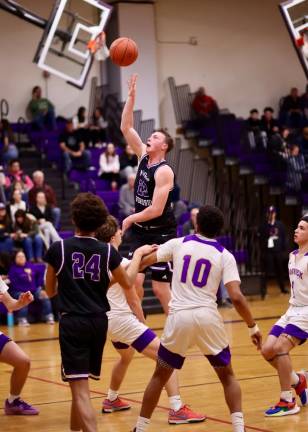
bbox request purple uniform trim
[132,328,156,353]
[112,341,130,350]
[158,343,185,369]
[292,249,299,255]
[269,325,284,338]
[284,324,308,341]
[183,234,224,253]
[206,346,231,367]
[0,333,11,353]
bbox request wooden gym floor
[0,286,308,431]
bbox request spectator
[246,109,265,150]
[73,106,90,147]
[119,143,138,180]
[280,87,303,129]
[296,126,308,162]
[300,84,308,122]
[182,207,199,235]
[268,127,292,156]
[89,107,108,145]
[8,250,54,326]
[0,119,18,165]
[12,209,44,262]
[7,189,27,224]
[98,142,120,189]
[260,107,279,141]
[0,171,8,204]
[29,191,60,248]
[259,206,288,298]
[5,159,33,197]
[285,144,306,191]
[0,203,13,253]
[59,119,91,173]
[28,170,61,229]
[192,86,219,122]
[119,173,135,218]
[170,183,187,222]
[27,85,56,130]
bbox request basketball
[109,37,138,67]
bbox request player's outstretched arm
[0,290,33,312]
[120,74,146,158]
[225,281,262,349]
[45,264,58,298]
[111,264,145,323]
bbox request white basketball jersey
[157,234,240,312]
[0,278,8,294]
[288,250,308,307]
[107,258,132,318]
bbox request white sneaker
[18,318,30,327]
[46,314,55,325]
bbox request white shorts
[269,305,308,342]
[108,313,157,352]
[159,307,230,369]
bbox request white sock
[135,416,150,432]
[169,395,182,411]
[231,412,245,432]
[8,394,19,403]
[281,390,293,403]
[291,371,299,386]
[107,389,118,402]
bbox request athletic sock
[135,416,150,432]
[231,412,245,432]
[107,389,118,402]
[291,371,300,386]
[281,390,293,403]
[169,395,182,411]
[8,394,20,403]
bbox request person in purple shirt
[8,250,54,326]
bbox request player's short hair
[96,215,119,243]
[71,192,108,232]
[155,129,174,153]
[301,214,308,224]
[196,205,224,238]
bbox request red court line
[25,374,273,432]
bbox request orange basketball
[109,37,138,67]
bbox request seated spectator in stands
[7,189,27,224]
[182,207,199,235]
[0,203,13,253]
[73,106,90,147]
[8,250,54,326]
[29,191,60,248]
[170,183,187,222]
[296,126,308,162]
[12,209,44,262]
[246,109,265,150]
[0,172,8,204]
[27,85,56,131]
[280,87,304,129]
[260,107,279,141]
[192,87,218,122]
[268,127,292,155]
[5,159,33,198]
[119,173,135,218]
[0,119,18,165]
[59,119,91,173]
[300,84,308,123]
[89,107,108,145]
[286,144,306,191]
[119,143,138,180]
[98,142,120,190]
[29,170,61,229]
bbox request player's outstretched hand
[251,331,262,350]
[18,291,34,308]
[135,244,158,257]
[128,74,138,98]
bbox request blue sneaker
[265,398,300,417]
[294,372,308,406]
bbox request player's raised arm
[225,280,262,349]
[121,74,146,159]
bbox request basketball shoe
[293,372,308,406]
[5,398,39,415]
[168,404,206,424]
[264,398,300,417]
[102,397,131,413]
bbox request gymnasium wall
[0,0,100,122]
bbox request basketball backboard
[280,0,308,79]
[34,0,112,88]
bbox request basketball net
[87,31,110,61]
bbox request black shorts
[59,313,108,382]
[127,225,176,283]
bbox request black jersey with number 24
[45,236,122,315]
